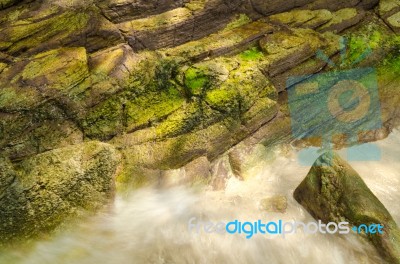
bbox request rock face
[0,141,120,244]
[0,0,21,10]
[294,152,400,263]
[0,0,400,247]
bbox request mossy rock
[387,12,400,32]
[269,9,333,29]
[0,141,121,244]
[82,84,185,140]
[0,47,89,112]
[161,21,273,62]
[0,62,6,73]
[294,151,400,263]
[0,0,21,10]
[0,10,90,54]
[379,0,400,17]
[118,7,192,32]
[317,8,363,33]
[184,67,210,95]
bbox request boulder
[294,151,400,263]
[0,141,121,244]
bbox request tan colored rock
[317,8,365,33]
[259,195,287,213]
[210,155,234,190]
[269,9,333,29]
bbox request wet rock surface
[0,0,400,246]
[294,152,400,263]
[0,141,120,244]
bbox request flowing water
[1,131,400,264]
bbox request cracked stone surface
[0,0,400,245]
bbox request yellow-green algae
[0,10,90,54]
[161,21,273,61]
[118,8,192,32]
[269,9,333,27]
[184,0,208,11]
[379,0,400,16]
[318,8,358,32]
[223,14,252,31]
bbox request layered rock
[0,0,400,248]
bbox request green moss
[1,11,90,54]
[162,21,273,62]
[185,0,208,11]
[154,59,179,91]
[82,96,125,139]
[239,47,264,61]
[224,14,251,31]
[155,102,201,138]
[0,62,6,73]
[184,67,209,95]
[380,51,400,76]
[0,86,42,111]
[83,84,185,140]
[346,36,371,65]
[20,47,88,91]
[205,86,239,112]
[344,20,391,67]
[125,86,185,132]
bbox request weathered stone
[0,0,398,247]
[210,155,234,190]
[228,146,250,180]
[0,0,21,10]
[98,0,189,23]
[260,28,327,77]
[116,2,240,50]
[379,0,400,18]
[387,12,400,32]
[0,5,123,55]
[259,195,287,213]
[161,21,273,63]
[269,9,333,29]
[0,141,121,244]
[160,156,211,187]
[0,157,15,199]
[294,151,400,263]
[184,156,211,184]
[317,8,365,33]
[250,0,310,16]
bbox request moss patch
[184,67,209,95]
[223,14,251,31]
[239,46,264,61]
[0,10,90,54]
